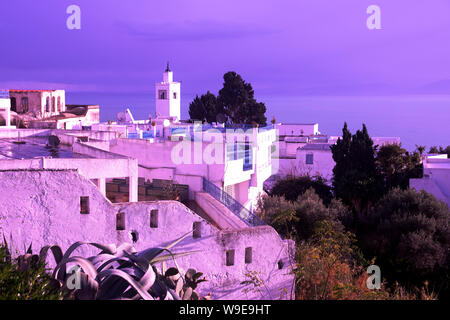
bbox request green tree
[428,145,450,158]
[330,123,352,203]
[376,144,423,190]
[188,72,267,126]
[331,123,383,216]
[217,72,267,126]
[188,91,221,123]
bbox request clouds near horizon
[1,0,450,96]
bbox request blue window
[306,154,314,165]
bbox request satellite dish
[117,112,126,122]
[216,113,226,124]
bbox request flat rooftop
[298,143,332,151]
[0,137,83,160]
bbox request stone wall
[0,169,295,300]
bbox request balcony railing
[202,177,266,227]
[0,90,9,99]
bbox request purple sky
[1,0,450,96]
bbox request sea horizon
[66,92,450,152]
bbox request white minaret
[155,62,181,121]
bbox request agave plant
[11,231,207,300]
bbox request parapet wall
[0,169,294,300]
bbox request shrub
[258,188,351,241]
[0,244,62,300]
[256,194,298,238]
[296,220,379,300]
[359,188,450,295]
[295,220,435,300]
[0,232,207,300]
[270,175,332,205]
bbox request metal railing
[0,90,9,99]
[202,177,266,227]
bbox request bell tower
[155,62,181,121]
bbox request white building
[274,123,401,183]
[0,90,12,127]
[0,128,294,300]
[155,63,181,121]
[92,66,278,214]
[410,154,450,207]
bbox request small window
[278,259,284,269]
[116,212,125,230]
[158,90,167,100]
[45,97,50,112]
[10,97,16,112]
[130,230,139,243]
[306,153,314,165]
[193,222,202,238]
[150,210,158,228]
[245,247,252,264]
[80,197,90,214]
[226,250,235,266]
[173,92,177,99]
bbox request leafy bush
[0,243,62,300]
[1,232,208,300]
[295,220,436,300]
[428,145,450,158]
[376,144,423,190]
[270,175,332,205]
[293,189,339,241]
[359,188,450,295]
[258,188,350,241]
[295,220,372,300]
[256,194,298,237]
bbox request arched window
[52,97,56,112]
[57,97,61,112]
[46,97,50,112]
[10,97,16,112]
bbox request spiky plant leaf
[193,272,204,281]
[175,277,184,296]
[186,268,196,280]
[165,267,179,277]
[150,250,201,264]
[183,287,193,300]
[39,245,63,266]
[96,269,154,300]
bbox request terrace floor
[0,137,80,159]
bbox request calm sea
[66,92,450,152]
